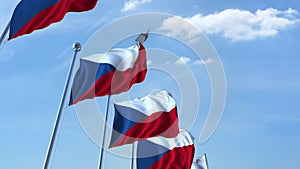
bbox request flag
[9,0,98,39]
[191,162,201,169]
[69,43,147,105]
[109,90,179,148]
[193,154,209,169]
[137,129,195,169]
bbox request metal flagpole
[131,142,135,169]
[204,153,209,169]
[97,32,149,169]
[43,42,81,169]
[0,20,11,50]
[98,94,111,169]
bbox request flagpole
[131,142,135,169]
[0,20,10,50]
[98,94,111,169]
[97,32,148,169]
[204,153,209,169]
[43,42,81,169]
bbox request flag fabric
[109,90,179,148]
[191,162,201,169]
[137,129,195,169]
[9,0,98,39]
[69,43,147,105]
[195,154,209,169]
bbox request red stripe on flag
[71,44,146,105]
[10,0,97,39]
[110,107,179,148]
[150,145,195,169]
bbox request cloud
[163,57,214,66]
[158,16,200,44]
[175,57,191,65]
[147,60,152,65]
[158,8,299,41]
[122,0,152,12]
[193,58,215,65]
[175,57,215,65]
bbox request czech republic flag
[137,129,195,169]
[109,90,179,148]
[69,43,147,105]
[9,0,98,39]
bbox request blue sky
[0,0,300,169]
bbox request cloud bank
[159,8,299,41]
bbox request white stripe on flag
[115,90,176,116]
[198,154,208,169]
[81,46,139,71]
[146,129,194,150]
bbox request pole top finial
[135,29,150,45]
[73,42,81,52]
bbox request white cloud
[193,58,215,65]
[164,57,214,66]
[147,60,152,65]
[122,0,152,12]
[175,57,191,65]
[158,8,299,41]
[158,16,200,44]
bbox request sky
[0,0,300,169]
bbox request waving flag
[69,43,147,105]
[109,90,179,148]
[191,162,201,169]
[191,154,209,169]
[9,0,98,39]
[137,129,195,169]
[195,154,209,169]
